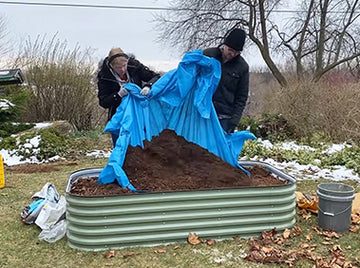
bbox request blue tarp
[98,50,256,190]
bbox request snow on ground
[0,123,59,166]
[0,99,14,110]
[245,139,360,182]
[33,122,53,129]
[1,133,359,182]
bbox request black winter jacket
[203,47,249,128]
[97,57,160,120]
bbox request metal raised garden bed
[65,160,296,251]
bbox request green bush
[36,128,69,160]
[0,127,69,161]
[238,113,296,142]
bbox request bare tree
[0,15,10,59]
[156,0,360,87]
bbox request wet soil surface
[70,130,288,196]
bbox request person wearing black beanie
[203,28,249,133]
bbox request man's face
[222,45,240,62]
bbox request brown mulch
[70,129,289,196]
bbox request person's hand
[118,87,128,97]
[140,86,150,96]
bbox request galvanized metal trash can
[317,183,355,233]
[65,160,296,251]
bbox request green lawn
[0,158,359,268]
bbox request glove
[118,87,128,97]
[140,86,150,96]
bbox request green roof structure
[0,69,24,85]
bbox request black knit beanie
[223,28,246,51]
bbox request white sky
[0,0,266,72]
[0,0,181,71]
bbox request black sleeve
[97,67,121,109]
[131,58,160,87]
[97,79,121,109]
[230,66,249,126]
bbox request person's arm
[97,78,121,109]
[132,58,160,86]
[229,67,249,127]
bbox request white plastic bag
[38,219,67,243]
[35,196,66,230]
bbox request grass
[0,158,359,268]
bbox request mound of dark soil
[70,129,288,196]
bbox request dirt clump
[70,129,288,196]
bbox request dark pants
[219,118,236,134]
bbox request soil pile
[70,129,288,196]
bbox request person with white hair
[97,47,160,145]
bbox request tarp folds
[98,50,256,190]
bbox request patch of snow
[0,99,14,110]
[242,157,360,182]
[322,143,352,154]
[258,138,273,149]
[34,122,53,129]
[0,148,40,166]
[279,141,316,152]
[86,150,111,158]
[258,139,317,152]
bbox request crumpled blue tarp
[98,50,256,190]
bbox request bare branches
[0,15,10,60]
[156,0,360,87]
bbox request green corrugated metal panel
[66,160,296,251]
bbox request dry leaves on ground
[244,227,357,268]
[187,233,201,245]
[104,250,115,259]
[187,233,216,246]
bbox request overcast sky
[0,0,266,71]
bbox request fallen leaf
[122,252,136,259]
[187,233,201,245]
[306,233,312,241]
[292,226,302,236]
[323,231,340,239]
[283,228,291,239]
[104,250,115,259]
[206,239,215,246]
[300,243,309,249]
[262,246,275,253]
[349,225,360,232]
[312,226,322,234]
[296,192,318,213]
[332,244,342,252]
[173,245,180,250]
[156,248,166,253]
